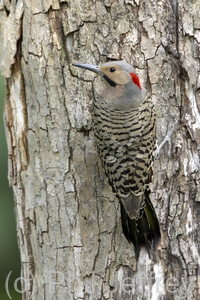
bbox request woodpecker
[73,61,160,259]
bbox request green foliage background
[0,75,21,299]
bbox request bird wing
[93,98,156,219]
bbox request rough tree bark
[0,0,200,299]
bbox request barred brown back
[92,93,160,259]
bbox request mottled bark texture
[0,0,200,299]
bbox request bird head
[73,61,146,110]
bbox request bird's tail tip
[120,192,160,260]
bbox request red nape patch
[130,72,141,90]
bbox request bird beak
[72,63,103,75]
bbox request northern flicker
[73,61,160,259]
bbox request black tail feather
[144,190,161,250]
[120,203,140,260]
[120,190,160,260]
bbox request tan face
[100,65,130,85]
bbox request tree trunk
[0,0,200,299]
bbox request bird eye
[110,67,116,72]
